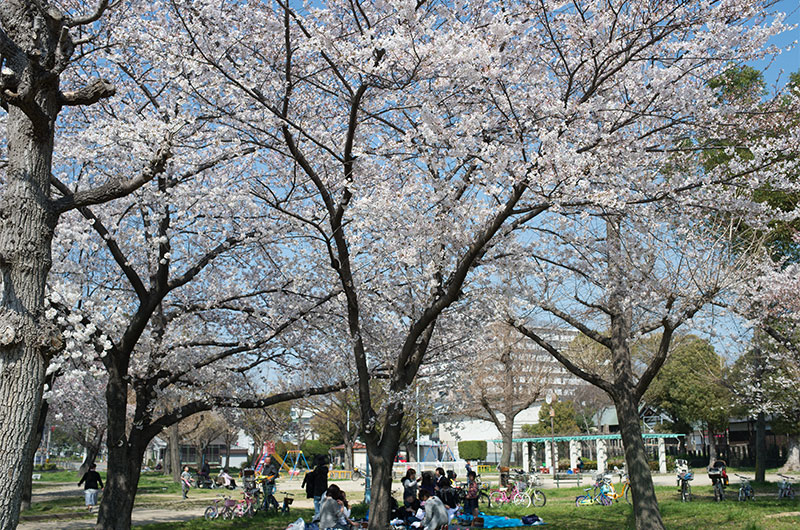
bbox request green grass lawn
[136,483,800,530]
[32,469,98,483]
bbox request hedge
[458,440,487,460]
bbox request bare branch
[510,320,615,395]
[65,0,111,28]
[59,78,115,106]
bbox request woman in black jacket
[311,455,329,518]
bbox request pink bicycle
[489,482,529,506]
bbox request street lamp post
[546,392,556,475]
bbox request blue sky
[752,0,800,87]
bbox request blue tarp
[457,514,545,528]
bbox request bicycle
[575,475,613,506]
[278,492,294,513]
[516,472,547,507]
[778,474,796,499]
[735,474,755,501]
[604,469,631,504]
[677,471,693,502]
[489,482,528,506]
[708,466,725,502]
[204,496,236,520]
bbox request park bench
[553,471,581,487]
[31,474,41,480]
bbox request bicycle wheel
[221,506,234,520]
[596,494,612,506]
[490,490,507,505]
[531,489,546,507]
[478,490,491,508]
[512,492,530,507]
[575,495,589,507]
[624,486,631,504]
[738,488,745,502]
[351,470,362,480]
[204,506,218,520]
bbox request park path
[17,506,207,529]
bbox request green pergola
[492,433,685,443]
[491,433,684,475]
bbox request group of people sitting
[393,467,479,529]
[314,483,357,530]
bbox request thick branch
[147,380,349,436]
[59,78,115,106]
[52,140,172,213]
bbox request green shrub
[301,440,330,462]
[458,441,487,461]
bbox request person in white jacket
[419,489,448,530]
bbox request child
[180,466,193,499]
[464,470,479,516]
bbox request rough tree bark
[781,434,800,472]
[168,422,180,482]
[0,3,148,526]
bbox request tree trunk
[96,370,142,530]
[79,443,103,478]
[344,434,354,471]
[168,423,180,482]
[366,445,395,530]
[707,424,718,467]
[615,391,665,530]
[21,398,50,511]
[225,444,231,469]
[755,412,767,482]
[95,439,147,530]
[780,433,800,472]
[499,426,514,472]
[0,101,58,530]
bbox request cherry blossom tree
[31,5,351,528]
[733,251,800,473]
[0,2,173,526]
[170,1,799,528]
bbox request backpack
[521,514,542,524]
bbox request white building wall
[438,405,544,462]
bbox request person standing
[78,463,103,511]
[401,468,419,506]
[180,466,192,499]
[261,454,280,510]
[302,466,317,505]
[312,455,329,518]
[464,470,479,517]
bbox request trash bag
[521,514,542,524]
[286,517,306,530]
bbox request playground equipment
[252,443,311,480]
[282,450,311,478]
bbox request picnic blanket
[456,514,546,527]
